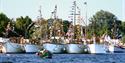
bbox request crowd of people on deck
[64,24,121,46]
[4,22,124,48]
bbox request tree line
[0,10,125,43]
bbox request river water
[0,53,125,63]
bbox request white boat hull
[43,43,64,53]
[88,44,106,53]
[65,44,86,53]
[3,42,24,53]
[24,44,40,53]
[108,45,114,53]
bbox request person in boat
[6,22,11,32]
[100,34,106,44]
[0,43,3,53]
[82,34,87,44]
[66,30,74,43]
[20,35,25,45]
[76,38,82,44]
[92,34,96,44]
[4,22,12,37]
[64,36,69,44]
[36,49,52,59]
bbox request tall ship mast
[65,1,89,54]
[42,5,64,54]
[24,6,43,53]
[67,1,84,43]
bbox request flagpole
[84,2,87,38]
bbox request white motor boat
[24,39,41,53]
[65,44,88,53]
[88,44,107,53]
[0,37,25,53]
[43,43,64,53]
[42,36,65,53]
[24,44,40,53]
[4,42,25,53]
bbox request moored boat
[65,44,87,53]
[24,44,40,53]
[4,42,25,53]
[0,38,25,53]
[24,39,41,53]
[42,36,65,53]
[43,43,64,53]
[64,1,89,54]
[42,5,65,54]
[88,44,106,53]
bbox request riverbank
[0,53,125,63]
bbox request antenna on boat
[84,2,87,38]
[68,1,85,43]
[38,5,42,19]
[73,1,76,26]
[72,1,76,42]
[51,5,57,19]
[68,1,78,43]
[54,5,57,19]
[50,5,58,43]
[77,8,83,38]
[38,5,44,40]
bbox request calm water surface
[0,53,125,63]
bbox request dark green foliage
[88,10,122,38]
[0,13,11,37]
[15,16,33,38]
[122,35,125,44]
[63,20,70,33]
[0,11,125,39]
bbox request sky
[0,0,125,22]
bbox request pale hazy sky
[0,0,125,21]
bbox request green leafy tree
[15,16,32,38]
[0,13,11,37]
[63,20,70,33]
[121,21,125,35]
[88,10,119,38]
[122,35,125,44]
[31,19,48,39]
